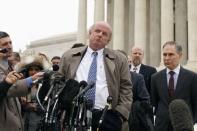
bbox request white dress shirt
[75,47,109,109]
[130,64,141,73]
[166,65,180,90]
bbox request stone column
[106,0,114,48]
[134,0,147,63]
[149,0,161,66]
[113,0,125,50]
[175,0,187,64]
[160,0,174,65]
[94,0,105,22]
[77,0,87,44]
[186,0,197,71]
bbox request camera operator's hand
[31,71,44,81]
[0,52,6,59]
[5,71,23,84]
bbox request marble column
[175,0,187,64]
[186,0,197,71]
[149,0,161,66]
[134,0,147,63]
[160,0,174,65]
[113,0,124,50]
[106,0,114,48]
[77,0,87,44]
[94,0,105,22]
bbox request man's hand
[5,71,23,84]
[31,72,44,81]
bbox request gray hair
[163,41,182,54]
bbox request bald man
[130,46,157,94]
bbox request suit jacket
[0,62,28,131]
[59,46,133,120]
[130,72,150,103]
[151,67,197,131]
[139,64,157,94]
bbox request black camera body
[0,48,8,53]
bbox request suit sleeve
[136,74,150,103]
[191,73,197,123]
[6,79,29,98]
[151,74,159,112]
[0,81,12,98]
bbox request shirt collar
[166,64,181,75]
[131,64,141,71]
[87,46,104,57]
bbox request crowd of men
[0,21,197,131]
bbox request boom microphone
[169,99,194,131]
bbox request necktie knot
[169,71,175,76]
[133,67,137,72]
[92,51,98,57]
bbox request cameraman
[0,31,43,131]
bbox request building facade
[77,0,197,68]
[24,0,197,71]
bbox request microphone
[99,96,113,125]
[73,81,95,102]
[169,99,194,131]
[79,81,88,90]
[86,99,93,129]
[43,71,64,101]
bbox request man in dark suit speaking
[151,41,197,131]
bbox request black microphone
[43,71,64,101]
[99,96,113,125]
[73,81,95,102]
[79,81,88,90]
[86,99,93,129]
[169,99,194,131]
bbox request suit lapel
[174,67,184,96]
[161,69,170,104]
[69,47,87,78]
[139,64,145,74]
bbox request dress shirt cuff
[25,77,33,88]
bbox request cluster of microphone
[33,70,113,131]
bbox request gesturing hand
[5,71,23,84]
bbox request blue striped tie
[85,52,98,102]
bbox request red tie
[169,71,175,98]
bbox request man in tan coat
[0,31,42,131]
[59,21,133,131]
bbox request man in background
[130,46,157,94]
[51,56,60,71]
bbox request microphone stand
[86,99,93,131]
[45,98,51,126]
[36,82,45,111]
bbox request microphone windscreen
[59,79,80,109]
[169,99,194,131]
[79,80,88,88]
